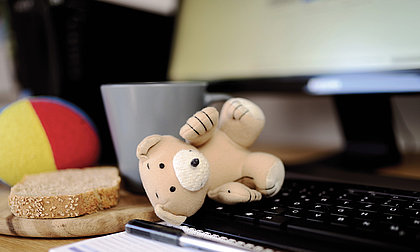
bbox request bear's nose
[191,158,200,167]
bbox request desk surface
[1,146,419,252]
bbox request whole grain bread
[8,167,121,219]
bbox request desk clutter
[0,96,160,238]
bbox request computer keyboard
[184,179,420,251]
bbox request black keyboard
[184,179,420,251]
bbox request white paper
[49,231,197,252]
[50,224,274,252]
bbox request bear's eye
[146,163,150,170]
[159,163,165,169]
[173,149,209,191]
[191,158,199,167]
[170,186,176,192]
[155,192,159,198]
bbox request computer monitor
[169,0,420,84]
[168,0,420,170]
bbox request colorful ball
[0,97,100,185]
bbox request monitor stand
[207,77,403,171]
[310,94,401,170]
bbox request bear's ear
[154,204,187,226]
[136,135,162,160]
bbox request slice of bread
[8,167,121,219]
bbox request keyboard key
[275,192,293,205]
[246,202,267,212]
[380,206,403,216]
[299,194,311,200]
[270,198,290,208]
[406,203,420,210]
[306,211,327,223]
[263,206,286,215]
[406,209,420,218]
[355,210,376,220]
[332,207,353,216]
[302,197,312,203]
[358,202,378,212]
[309,204,328,213]
[336,199,353,208]
[407,219,420,230]
[259,214,288,228]
[337,193,357,201]
[233,210,258,222]
[330,215,351,227]
[209,205,232,216]
[381,199,407,208]
[289,201,305,209]
[315,190,331,197]
[326,187,336,193]
[379,214,403,224]
[298,188,308,194]
[278,191,291,197]
[364,191,384,197]
[390,195,410,201]
[316,197,332,205]
[354,219,376,232]
[284,209,304,219]
[358,196,376,203]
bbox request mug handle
[204,93,232,106]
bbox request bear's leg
[219,98,265,148]
[208,182,262,205]
[242,152,285,197]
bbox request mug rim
[101,81,207,89]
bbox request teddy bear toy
[136,98,285,225]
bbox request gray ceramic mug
[101,82,230,193]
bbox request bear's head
[136,135,210,225]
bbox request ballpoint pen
[125,219,252,252]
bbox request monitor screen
[169,0,420,86]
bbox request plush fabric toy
[0,97,100,186]
[136,98,285,225]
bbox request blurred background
[1,0,420,168]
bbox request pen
[125,219,251,252]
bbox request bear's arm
[179,107,219,146]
